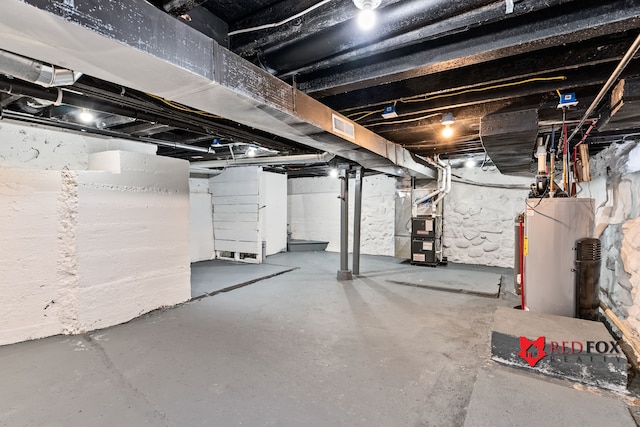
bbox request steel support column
[337,166,353,281]
[352,167,364,276]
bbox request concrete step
[491,306,627,393]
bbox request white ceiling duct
[0,0,435,179]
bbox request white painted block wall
[288,174,396,256]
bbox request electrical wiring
[145,92,222,119]
[345,75,566,123]
[229,0,334,36]
[400,76,567,104]
[348,110,383,122]
[365,113,440,127]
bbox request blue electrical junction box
[557,92,578,108]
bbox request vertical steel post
[337,166,353,281]
[352,167,363,275]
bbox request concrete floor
[0,252,635,426]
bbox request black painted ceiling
[3,0,640,174]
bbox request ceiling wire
[365,113,440,127]
[400,76,567,104]
[229,0,334,36]
[346,75,567,122]
[145,92,223,119]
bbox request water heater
[523,198,594,317]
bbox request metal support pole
[352,167,363,275]
[337,166,353,281]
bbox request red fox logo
[518,336,547,367]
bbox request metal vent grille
[332,113,355,140]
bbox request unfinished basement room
[3,0,640,425]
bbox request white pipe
[189,167,224,175]
[229,0,334,36]
[192,152,335,167]
[432,162,451,213]
[414,155,445,207]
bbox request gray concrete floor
[0,252,635,426]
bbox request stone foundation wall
[443,167,530,268]
[580,141,640,334]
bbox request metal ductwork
[193,152,335,168]
[0,0,434,179]
[0,49,81,87]
[480,109,539,175]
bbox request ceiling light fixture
[329,167,339,178]
[247,147,257,157]
[441,112,455,138]
[78,109,94,123]
[353,0,381,31]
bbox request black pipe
[260,0,493,75]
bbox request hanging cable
[229,0,334,36]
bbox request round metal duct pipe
[0,49,81,87]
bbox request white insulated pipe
[413,155,446,215]
[192,151,335,168]
[431,159,451,213]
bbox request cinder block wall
[0,123,190,345]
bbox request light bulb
[78,109,94,123]
[464,158,476,168]
[247,147,257,157]
[329,168,339,178]
[442,125,454,138]
[357,8,376,30]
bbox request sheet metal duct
[480,109,539,175]
[0,0,434,179]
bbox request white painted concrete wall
[0,169,65,344]
[0,123,190,345]
[0,121,155,170]
[76,151,191,332]
[189,178,215,262]
[579,141,640,335]
[442,167,530,268]
[288,174,396,256]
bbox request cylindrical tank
[575,238,602,320]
